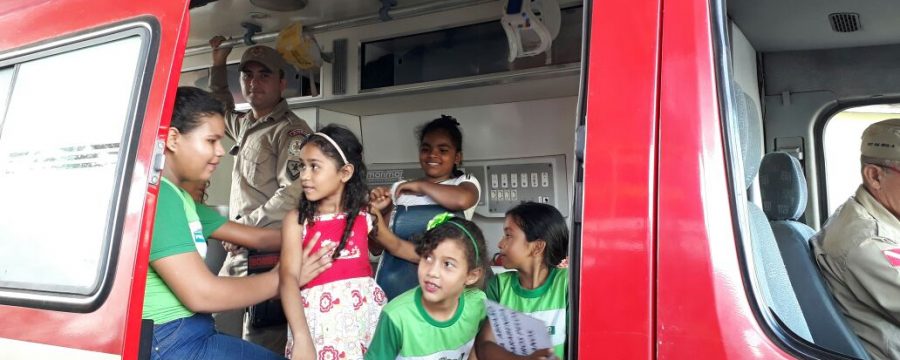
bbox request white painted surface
[362,97,577,164]
[318,108,363,143]
[0,338,119,360]
[731,23,761,117]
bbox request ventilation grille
[331,38,348,95]
[829,13,860,32]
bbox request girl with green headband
[366,213,489,359]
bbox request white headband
[311,132,348,165]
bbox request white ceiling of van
[187,0,440,48]
[729,0,900,52]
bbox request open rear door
[0,0,190,358]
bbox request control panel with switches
[366,154,567,217]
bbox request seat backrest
[759,152,870,359]
[732,84,813,342]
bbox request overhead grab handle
[501,0,561,62]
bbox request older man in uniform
[208,36,312,353]
[813,118,900,360]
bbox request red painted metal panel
[578,0,660,358]
[656,0,793,358]
[0,0,189,356]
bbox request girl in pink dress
[280,124,386,359]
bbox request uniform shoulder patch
[287,128,308,137]
[883,249,900,267]
[288,138,304,157]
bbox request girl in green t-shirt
[366,213,490,359]
[146,87,334,360]
[475,202,570,360]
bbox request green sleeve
[150,185,196,262]
[366,313,402,359]
[195,202,227,238]
[485,274,501,302]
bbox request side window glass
[0,36,143,297]
[822,105,900,215]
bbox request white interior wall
[732,23,761,115]
[362,96,578,253]
[318,108,363,142]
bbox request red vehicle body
[0,0,809,359]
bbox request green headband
[426,212,480,263]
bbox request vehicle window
[0,36,143,296]
[822,104,900,215]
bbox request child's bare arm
[395,180,479,211]
[280,210,333,360]
[369,186,394,216]
[210,222,281,252]
[370,209,419,262]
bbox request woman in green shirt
[145,87,332,360]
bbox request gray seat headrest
[759,152,808,221]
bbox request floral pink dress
[285,212,386,359]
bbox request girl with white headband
[279,124,387,359]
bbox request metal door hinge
[149,139,165,185]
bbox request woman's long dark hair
[297,124,368,259]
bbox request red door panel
[656,0,793,358]
[578,0,661,358]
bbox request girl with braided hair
[279,124,386,359]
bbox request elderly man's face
[865,163,900,218]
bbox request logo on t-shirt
[188,219,207,258]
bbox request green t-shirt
[142,178,227,324]
[485,267,568,357]
[366,287,486,360]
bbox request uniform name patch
[883,249,900,267]
[287,129,307,137]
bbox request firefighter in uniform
[208,36,312,353]
[814,118,900,360]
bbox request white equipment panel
[367,154,568,217]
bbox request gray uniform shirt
[813,185,900,360]
[209,64,312,229]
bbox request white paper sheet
[485,299,553,355]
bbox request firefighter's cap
[862,119,900,162]
[239,45,286,74]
